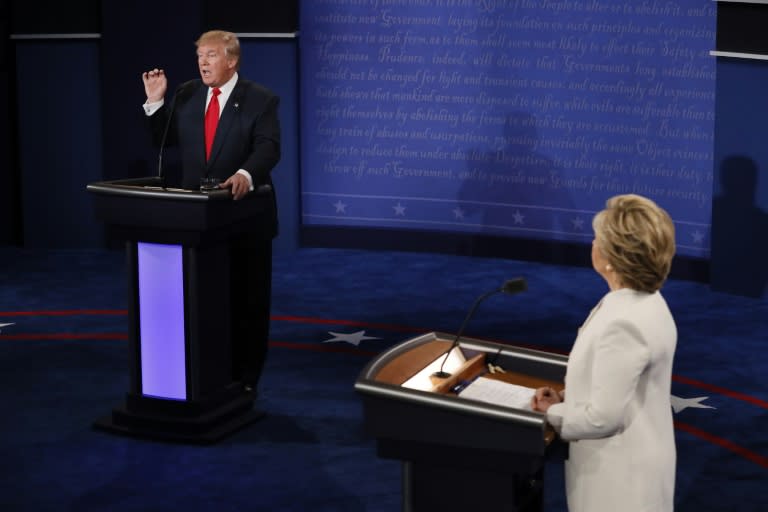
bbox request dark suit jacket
[150,77,281,237]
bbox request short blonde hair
[592,194,676,293]
[196,30,241,69]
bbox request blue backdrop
[299,0,716,258]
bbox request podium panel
[137,242,186,399]
[355,332,568,512]
[87,177,272,443]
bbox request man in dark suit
[141,30,281,396]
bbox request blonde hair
[196,30,241,69]
[592,194,676,293]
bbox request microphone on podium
[432,277,528,379]
[157,81,194,187]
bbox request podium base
[402,460,543,512]
[93,390,263,444]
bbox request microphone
[157,81,193,187]
[432,277,527,379]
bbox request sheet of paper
[458,377,535,410]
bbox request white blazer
[547,288,677,512]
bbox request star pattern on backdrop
[0,323,15,334]
[322,330,380,346]
[333,200,347,214]
[691,230,705,244]
[311,199,709,261]
[670,394,716,414]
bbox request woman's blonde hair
[196,30,241,69]
[592,194,676,293]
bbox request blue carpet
[0,247,766,511]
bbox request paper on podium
[401,346,466,391]
[459,377,535,410]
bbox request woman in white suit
[532,194,677,512]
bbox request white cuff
[143,99,164,116]
[546,402,565,432]
[236,169,255,192]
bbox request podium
[86,176,272,443]
[355,332,568,512]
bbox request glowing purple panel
[137,242,186,400]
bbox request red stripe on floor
[1,312,765,411]
[675,420,768,469]
[1,322,767,469]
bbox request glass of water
[199,176,221,191]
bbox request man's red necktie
[204,87,221,161]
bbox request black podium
[86,176,271,443]
[355,332,568,512]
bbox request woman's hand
[531,386,563,413]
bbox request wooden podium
[355,332,568,512]
[86,176,272,443]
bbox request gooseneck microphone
[432,277,528,379]
[157,81,193,187]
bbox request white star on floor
[333,200,347,213]
[452,207,465,220]
[393,203,406,216]
[322,330,379,346]
[670,394,715,414]
[512,210,525,224]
